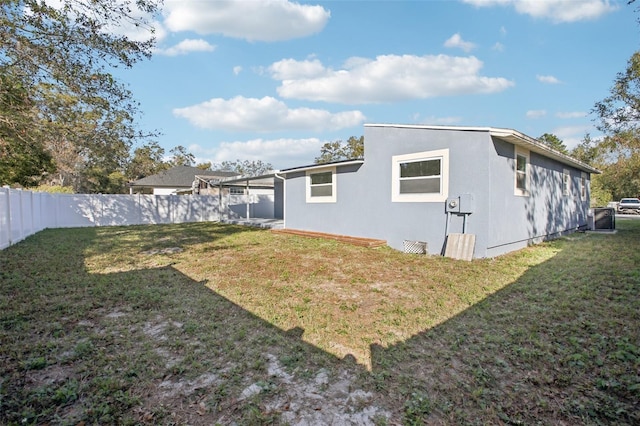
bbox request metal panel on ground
[444,233,476,261]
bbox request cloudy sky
[115,0,639,170]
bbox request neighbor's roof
[365,124,601,174]
[130,166,240,188]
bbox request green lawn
[1,220,638,425]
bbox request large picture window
[392,149,449,202]
[306,167,336,203]
[514,148,529,196]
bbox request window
[306,167,336,203]
[514,148,529,196]
[392,149,449,202]
[229,187,245,195]
[581,172,587,198]
[563,169,571,196]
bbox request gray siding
[284,126,591,258]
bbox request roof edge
[279,159,364,174]
[365,123,600,174]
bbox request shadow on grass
[1,221,638,424]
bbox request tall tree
[127,142,169,181]
[314,136,364,164]
[0,0,161,189]
[538,133,568,154]
[217,159,274,176]
[169,146,195,167]
[592,49,640,200]
[594,52,640,135]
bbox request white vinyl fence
[0,187,275,250]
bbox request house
[129,166,240,195]
[277,124,600,259]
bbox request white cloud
[269,58,327,80]
[537,75,561,84]
[553,125,594,149]
[462,0,617,23]
[172,96,365,132]
[190,138,325,169]
[271,55,514,104]
[155,39,215,56]
[556,111,588,119]
[162,0,330,41]
[492,42,505,52]
[526,110,547,119]
[444,33,477,52]
[233,66,243,75]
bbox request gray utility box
[445,193,474,214]
[592,207,616,230]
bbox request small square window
[392,149,449,202]
[306,168,336,203]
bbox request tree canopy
[538,133,568,154]
[314,136,364,164]
[591,48,640,201]
[216,160,274,177]
[0,0,161,191]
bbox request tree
[594,52,640,135]
[196,162,213,171]
[570,134,611,206]
[314,136,364,164]
[0,0,161,189]
[592,47,640,200]
[169,146,195,167]
[217,160,274,176]
[538,133,568,154]
[0,72,55,186]
[127,142,169,181]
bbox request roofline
[213,172,278,186]
[365,123,600,174]
[279,159,365,174]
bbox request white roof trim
[279,159,364,174]
[365,123,600,174]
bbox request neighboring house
[278,124,600,259]
[129,166,240,195]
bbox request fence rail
[0,188,274,250]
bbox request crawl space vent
[403,240,427,254]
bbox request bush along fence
[0,187,276,250]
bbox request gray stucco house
[278,124,599,259]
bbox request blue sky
[115,0,639,170]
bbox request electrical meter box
[445,194,474,214]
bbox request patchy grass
[0,220,639,425]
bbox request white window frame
[391,149,449,203]
[306,167,336,203]
[514,148,529,197]
[580,172,587,198]
[563,169,571,196]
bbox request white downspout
[274,173,285,228]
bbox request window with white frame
[581,172,587,198]
[392,149,449,202]
[563,169,571,196]
[514,148,529,196]
[306,167,336,203]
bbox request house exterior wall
[485,138,590,257]
[283,125,591,258]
